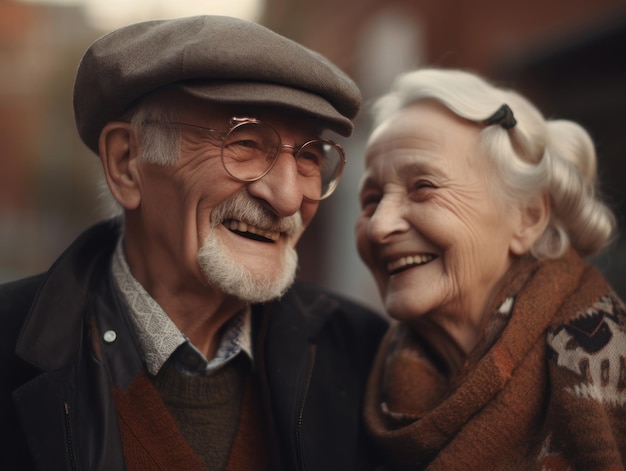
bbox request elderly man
[0,16,387,471]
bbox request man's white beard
[196,191,301,303]
[197,232,298,303]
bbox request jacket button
[103,330,117,343]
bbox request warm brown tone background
[2,0,625,311]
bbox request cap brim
[175,80,354,137]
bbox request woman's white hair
[370,68,616,259]
[99,92,182,217]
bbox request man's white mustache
[210,191,303,238]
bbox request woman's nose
[367,196,410,243]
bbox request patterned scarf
[365,250,626,470]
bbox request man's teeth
[387,254,435,272]
[225,220,280,241]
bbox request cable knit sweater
[365,251,626,470]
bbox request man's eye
[233,139,262,149]
[298,150,322,166]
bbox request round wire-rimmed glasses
[149,117,346,201]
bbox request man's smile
[223,219,280,242]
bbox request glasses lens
[296,141,344,200]
[221,122,279,181]
[221,120,344,200]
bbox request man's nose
[367,196,410,243]
[246,149,304,217]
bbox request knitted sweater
[112,358,270,471]
[365,251,626,470]
[150,354,251,470]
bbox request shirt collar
[110,239,253,376]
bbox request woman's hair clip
[483,104,517,130]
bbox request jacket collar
[15,219,122,372]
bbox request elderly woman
[356,68,626,470]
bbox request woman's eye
[360,195,380,212]
[412,180,436,191]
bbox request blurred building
[0,2,102,281]
[1,0,625,311]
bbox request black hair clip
[483,104,517,130]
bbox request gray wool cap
[73,15,362,155]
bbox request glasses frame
[147,117,346,201]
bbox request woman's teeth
[387,254,435,273]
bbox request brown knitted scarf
[365,251,626,470]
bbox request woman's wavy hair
[369,68,616,259]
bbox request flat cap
[73,15,362,154]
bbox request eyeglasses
[149,117,346,201]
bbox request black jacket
[0,220,387,471]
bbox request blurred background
[1,0,625,313]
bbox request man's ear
[510,193,551,256]
[99,122,142,210]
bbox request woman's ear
[99,122,142,210]
[510,193,551,256]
